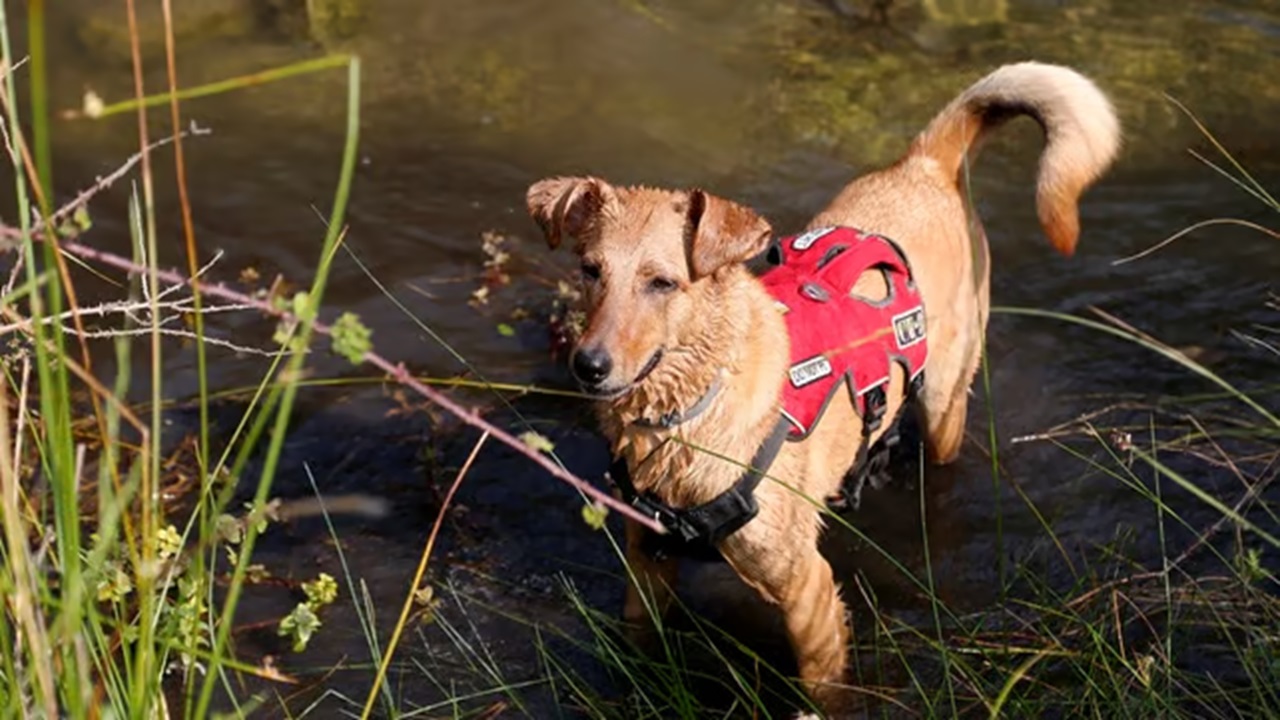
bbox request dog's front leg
[621,516,679,648]
[723,532,851,713]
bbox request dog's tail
[908,62,1121,256]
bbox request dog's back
[810,62,1121,464]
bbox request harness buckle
[631,493,698,544]
[863,385,888,434]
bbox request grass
[0,5,1277,720]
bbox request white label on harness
[892,306,926,348]
[791,227,836,252]
[789,355,833,388]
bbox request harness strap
[830,369,926,511]
[828,421,899,512]
[608,418,790,553]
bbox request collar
[631,369,725,430]
[608,416,791,559]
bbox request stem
[122,0,165,711]
[194,55,364,719]
[0,5,82,714]
[26,0,50,198]
[79,55,351,120]
[158,7,214,712]
[360,432,491,719]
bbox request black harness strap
[608,418,791,561]
[607,372,926,561]
[829,370,925,511]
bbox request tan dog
[525,62,1119,714]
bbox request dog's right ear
[686,189,773,278]
[526,176,612,250]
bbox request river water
[17,0,1280,716]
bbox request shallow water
[18,0,1280,715]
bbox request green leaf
[95,563,133,604]
[215,514,243,545]
[73,205,92,232]
[519,431,555,454]
[246,564,271,583]
[244,501,272,534]
[496,322,515,337]
[278,602,322,653]
[302,572,339,608]
[273,318,301,351]
[156,524,183,560]
[581,501,608,530]
[290,291,313,321]
[330,312,373,364]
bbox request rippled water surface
[19,0,1280,715]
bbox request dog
[524,62,1120,714]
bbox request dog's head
[526,176,772,398]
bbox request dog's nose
[571,347,612,386]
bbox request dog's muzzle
[575,348,664,399]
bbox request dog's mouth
[632,348,664,385]
[581,348,664,400]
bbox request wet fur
[525,62,1120,715]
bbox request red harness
[761,226,928,440]
[608,227,929,562]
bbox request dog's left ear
[686,189,773,278]
[526,176,613,250]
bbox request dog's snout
[571,347,613,386]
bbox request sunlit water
[14,0,1280,714]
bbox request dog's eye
[580,262,601,281]
[647,276,679,294]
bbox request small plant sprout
[413,584,442,626]
[302,572,339,607]
[278,603,321,653]
[156,525,183,561]
[330,312,373,363]
[279,572,339,653]
[581,501,609,531]
[518,431,555,454]
[96,563,133,605]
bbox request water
[21,0,1280,715]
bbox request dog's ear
[686,189,773,278]
[526,176,613,250]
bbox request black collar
[607,417,791,560]
[631,370,725,430]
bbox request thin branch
[1,209,659,532]
[0,122,211,243]
[59,327,286,357]
[0,292,259,335]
